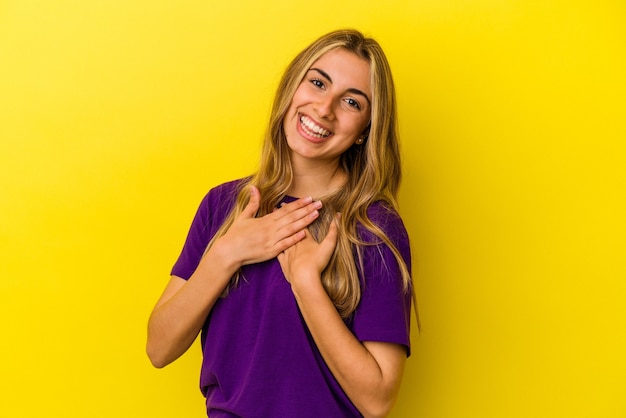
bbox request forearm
[292,278,405,418]
[147,242,239,368]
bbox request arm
[146,187,323,368]
[278,219,407,417]
[293,276,406,418]
[146,243,239,368]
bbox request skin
[147,48,405,418]
[146,188,321,367]
[279,48,406,417]
[283,48,371,197]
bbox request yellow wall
[1,1,624,417]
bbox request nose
[314,95,335,120]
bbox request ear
[356,122,370,144]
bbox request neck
[287,156,346,199]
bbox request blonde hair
[210,29,411,319]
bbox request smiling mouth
[299,115,332,139]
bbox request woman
[147,29,413,418]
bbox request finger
[274,208,321,241]
[272,196,315,219]
[240,186,260,218]
[274,229,306,253]
[274,200,322,231]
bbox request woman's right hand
[215,186,323,268]
[147,186,321,368]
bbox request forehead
[308,48,372,96]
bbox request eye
[344,97,361,110]
[310,78,325,89]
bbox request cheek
[360,115,371,133]
[351,116,370,136]
[285,95,303,121]
[289,84,308,106]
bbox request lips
[299,114,332,139]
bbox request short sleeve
[170,179,243,280]
[350,202,413,356]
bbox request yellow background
[1,0,624,417]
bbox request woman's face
[283,48,372,167]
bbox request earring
[356,136,365,145]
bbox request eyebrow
[309,67,371,106]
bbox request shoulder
[366,201,404,227]
[359,201,409,244]
[170,178,249,280]
[192,177,249,229]
[204,178,248,204]
[199,178,249,211]
[350,201,413,353]
[356,200,411,271]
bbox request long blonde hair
[211,29,411,319]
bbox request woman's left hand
[277,214,339,287]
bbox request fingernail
[313,200,323,209]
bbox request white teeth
[300,115,331,138]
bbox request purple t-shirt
[171,179,412,418]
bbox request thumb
[241,186,261,218]
[321,213,340,252]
